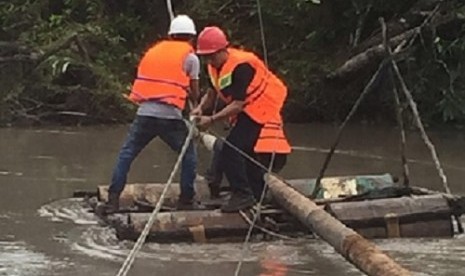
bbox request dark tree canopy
[0,0,464,126]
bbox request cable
[115,121,197,276]
[233,0,283,275]
[166,0,174,21]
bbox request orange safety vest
[255,115,291,154]
[129,40,193,109]
[208,48,291,154]
[208,48,287,124]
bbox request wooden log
[96,174,395,208]
[327,29,416,80]
[326,195,453,238]
[97,177,212,208]
[328,4,459,81]
[266,174,411,276]
[117,211,251,242]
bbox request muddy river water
[1,123,465,276]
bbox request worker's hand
[196,115,213,130]
[190,106,203,116]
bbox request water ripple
[38,198,98,225]
[0,241,69,276]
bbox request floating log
[266,174,411,276]
[96,178,212,208]
[114,210,299,243]
[117,211,247,242]
[327,194,453,238]
[96,173,396,208]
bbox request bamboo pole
[390,72,410,187]
[266,174,411,276]
[312,59,389,198]
[379,17,451,195]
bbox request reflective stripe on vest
[129,40,192,109]
[207,48,287,124]
[254,120,291,154]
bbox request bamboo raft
[74,173,465,243]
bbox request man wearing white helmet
[100,15,201,213]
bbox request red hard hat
[196,26,229,55]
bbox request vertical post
[389,69,410,186]
[381,17,411,186]
[379,17,450,194]
[312,60,388,198]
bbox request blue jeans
[109,115,197,200]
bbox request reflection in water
[260,259,289,276]
[1,124,465,275]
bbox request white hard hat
[168,15,196,35]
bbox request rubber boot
[105,192,120,213]
[176,196,205,210]
[95,192,120,216]
[208,182,221,199]
[220,191,256,213]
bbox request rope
[115,120,196,276]
[208,130,270,172]
[256,0,268,66]
[311,59,389,198]
[114,2,188,270]
[115,2,193,275]
[234,0,281,274]
[166,0,174,21]
[238,210,295,240]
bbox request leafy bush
[1,0,464,125]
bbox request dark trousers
[248,153,287,199]
[217,113,287,199]
[109,115,197,199]
[205,138,224,189]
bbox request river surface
[1,123,465,276]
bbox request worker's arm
[211,100,243,121]
[184,53,201,108]
[197,63,255,128]
[191,88,216,116]
[188,79,200,107]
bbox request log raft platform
[75,173,465,243]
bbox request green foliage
[1,0,465,125]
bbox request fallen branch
[328,28,416,80]
[328,3,450,80]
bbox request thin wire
[166,0,174,21]
[234,0,282,274]
[256,0,268,66]
[238,210,295,240]
[208,130,269,172]
[115,121,197,276]
[114,4,182,274]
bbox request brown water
[1,123,465,276]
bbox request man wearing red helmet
[192,26,291,212]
